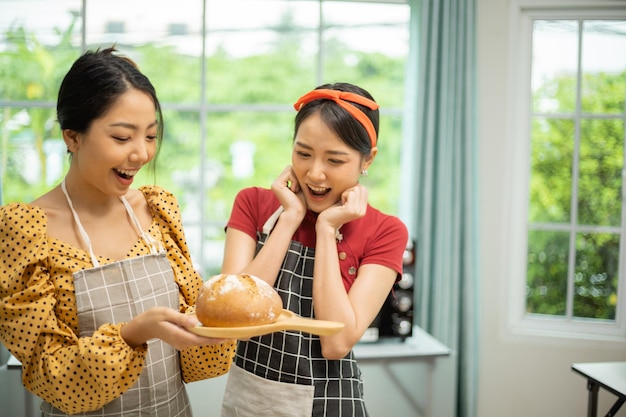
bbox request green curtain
[401,1,479,416]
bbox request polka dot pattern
[0,185,235,413]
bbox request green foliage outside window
[0,9,408,277]
[526,69,626,320]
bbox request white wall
[476,0,626,416]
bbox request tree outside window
[526,19,626,324]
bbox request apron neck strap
[118,195,162,253]
[61,179,162,267]
[61,179,100,267]
[262,206,284,235]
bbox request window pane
[526,230,569,316]
[578,118,624,226]
[526,16,626,326]
[205,111,293,205]
[531,20,578,113]
[581,21,626,114]
[0,0,81,102]
[0,107,63,204]
[574,232,618,320]
[85,0,204,103]
[206,0,319,104]
[139,46,203,105]
[0,0,81,45]
[202,111,293,275]
[322,1,410,108]
[135,110,203,196]
[368,114,403,215]
[528,118,574,223]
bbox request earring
[361,169,368,177]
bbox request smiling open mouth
[114,169,136,180]
[308,185,331,196]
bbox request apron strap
[61,179,100,267]
[119,195,163,254]
[61,179,163,267]
[262,206,284,235]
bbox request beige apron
[220,207,367,417]
[222,365,314,417]
[40,181,192,417]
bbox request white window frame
[505,0,626,342]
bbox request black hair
[294,82,379,156]
[56,46,163,166]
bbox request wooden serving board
[188,309,344,339]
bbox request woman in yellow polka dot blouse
[0,47,235,416]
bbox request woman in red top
[220,82,408,417]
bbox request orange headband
[293,89,380,148]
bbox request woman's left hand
[318,183,369,230]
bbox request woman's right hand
[121,307,229,350]
[271,166,306,222]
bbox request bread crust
[196,273,284,327]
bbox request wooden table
[572,362,626,417]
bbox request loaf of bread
[196,273,284,327]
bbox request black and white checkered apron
[221,207,368,417]
[41,182,192,417]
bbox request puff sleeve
[141,186,235,382]
[0,203,147,414]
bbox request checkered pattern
[235,235,368,417]
[43,252,192,417]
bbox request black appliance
[360,239,416,342]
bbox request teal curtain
[401,1,479,416]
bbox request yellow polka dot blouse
[0,186,235,414]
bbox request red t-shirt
[226,187,409,292]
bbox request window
[508,5,626,340]
[0,0,411,277]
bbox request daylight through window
[526,18,626,327]
[0,0,411,277]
